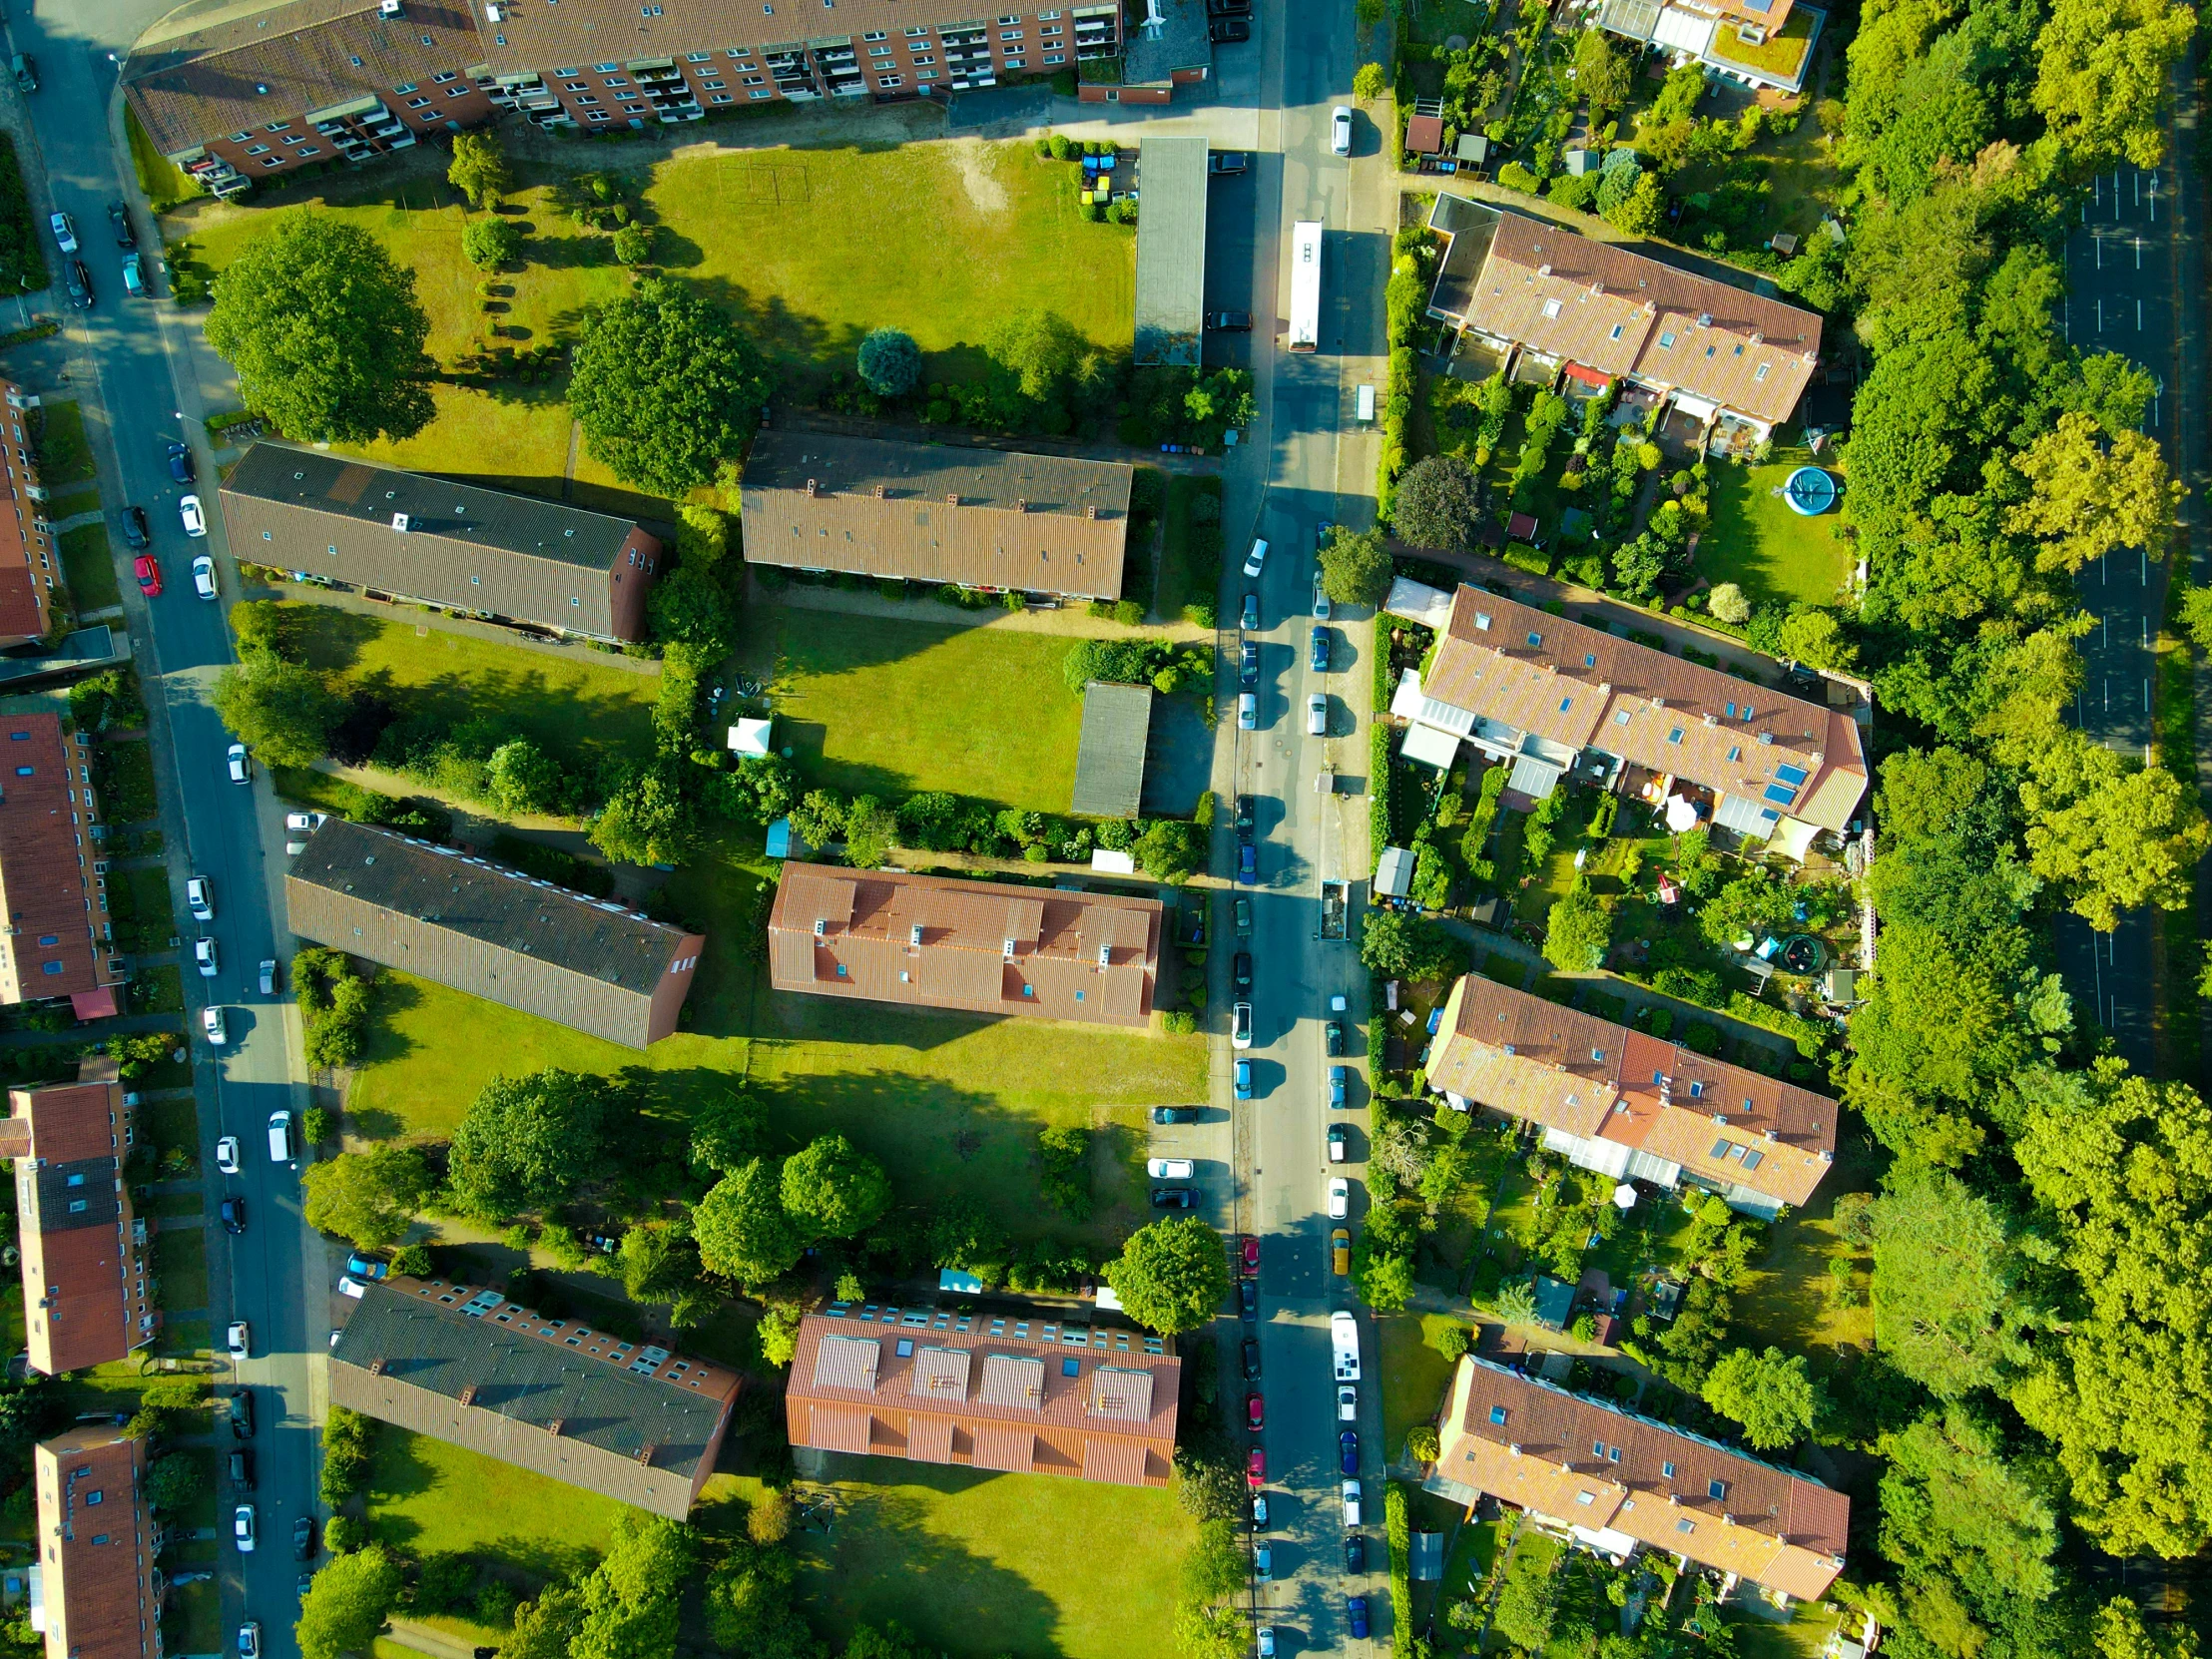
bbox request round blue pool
[1783,466,1838,516]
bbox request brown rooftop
[786,1307,1178,1486]
[768,864,1161,1027]
[35,1424,158,1659]
[0,715,121,1006]
[741,431,1132,600]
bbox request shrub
[461,218,520,270]
[1496,161,1541,194]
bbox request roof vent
[909,923,923,945]
[368,1358,386,1376]
[1508,1442,1520,1456]
[1764,1128,1777,1141]
[872,484,886,498]
[1015,497,1028,512]
[380,0,402,13]
[391,513,410,532]
[1697,312,1713,327]
[1537,264,1552,276]
[1086,505,1097,519]
[946,493,960,506]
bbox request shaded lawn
[758,609,1085,813]
[137,963,184,1016]
[793,1456,1194,1659]
[60,524,118,613]
[148,1099,201,1163]
[112,864,175,952]
[284,602,659,771]
[1703,445,1854,608]
[166,1580,221,1656]
[127,107,198,211]
[366,1424,623,1580]
[1723,1602,1850,1659]
[35,401,94,485]
[1379,1311,1468,1453]
[1731,1129,1884,1358]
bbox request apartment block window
[594,61,620,70]
[393,81,418,94]
[905,24,931,34]
[910,52,934,63]
[246,144,270,155]
[296,145,321,156]
[999,11,1021,19]
[1003,55,1024,66]
[1043,51,1064,61]
[1041,24,1062,33]
[1000,28,1024,39]
[603,75,630,85]
[266,120,292,131]
[863,28,888,38]
[586,108,611,118]
[555,66,580,74]
[230,130,252,141]
[711,91,735,101]
[445,84,470,96]
[405,95,432,107]
[750,87,774,96]
[575,93,602,103]
[433,70,458,82]
[877,73,902,85]
[701,78,726,87]
[261,156,284,167]
[687,51,715,61]
[615,90,642,100]
[744,73,766,83]
[564,80,589,89]
[730,44,756,54]
[915,67,935,77]
[1039,8,1061,15]
[870,43,892,54]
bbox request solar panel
[1763,784,1797,805]
[1775,763,1810,786]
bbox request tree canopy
[212,658,344,769]
[295,1544,401,1659]
[446,1070,608,1220]
[855,327,922,397]
[301,1146,434,1250]
[779,1134,891,1244]
[1388,454,1484,552]
[1319,525,1392,607]
[204,213,433,445]
[1701,1346,1822,1450]
[693,1158,804,1285]
[1104,1216,1230,1334]
[447,131,510,208]
[567,277,771,497]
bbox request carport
[1134,134,1210,366]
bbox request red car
[133,554,161,596]
[1247,1392,1265,1430]
[1240,1235,1261,1276]
[1247,1447,1266,1487]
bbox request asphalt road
[4,4,329,1653]
[2055,163,2180,1072]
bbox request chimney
[1096,943,1111,966]
[1002,937,1017,958]
[1015,497,1028,513]
[391,512,410,533]
[458,1384,478,1407]
[636,1443,658,1467]
[909,923,923,946]
[1085,505,1097,519]
[813,918,827,937]
[946,493,960,507]
[546,1418,564,1437]
[804,478,818,496]
[872,484,886,498]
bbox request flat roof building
[32,1423,160,1659]
[1132,135,1210,366]
[1428,1355,1848,1604]
[769,863,1161,1027]
[1070,681,1154,820]
[0,714,123,1017]
[1425,974,1837,1217]
[328,1276,740,1519]
[741,431,1131,601]
[785,1305,1178,1485]
[285,820,704,1049]
[6,1057,156,1376]
[219,443,663,644]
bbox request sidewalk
[782,406,1229,478]
[762,576,1214,643]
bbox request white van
[1355,384,1376,423]
[267,1111,294,1166]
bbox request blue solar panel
[1763,784,1797,805]
[1775,763,1810,786]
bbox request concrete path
[762,576,1214,643]
[381,1619,480,1659]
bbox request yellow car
[1331,1228,1351,1276]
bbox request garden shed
[1133,134,1210,366]
[1072,681,1155,819]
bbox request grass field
[757,610,1085,812]
[1703,444,1853,608]
[366,1424,626,1580]
[171,134,1133,510]
[60,524,118,613]
[795,1457,1196,1659]
[1379,1312,1466,1453]
[34,400,94,486]
[283,602,659,770]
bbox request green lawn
[34,401,94,485]
[1379,1312,1467,1454]
[126,107,198,212]
[283,602,659,771]
[794,1458,1195,1659]
[138,963,183,1016]
[60,524,118,613]
[1703,445,1854,608]
[1732,1130,1884,1358]
[758,610,1085,812]
[153,1226,210,1310]
[109,864,175,952]
[366,1424,626,1581]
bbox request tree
[689,1089,770,1175]
[1352,1239,1415,1311]
[1701,1346,1821,1449]
[1359,909,1461,982]
[567,276,771,497]
[1105,1216,1230,1334]
[1603,171,1667,237]
[484,739,561,818]
[2007,411,2182,573]
[447,131,510,209]
[461,218,520,270]
[789,790,847,848]
[706,1547,811,1659]
[2095,1599,2204,1659]
[693,1158,804,1284]
[1877,1407,2059,1602]
[984,308,1085,401]
[1707,581,1752,624]
[502,1587,585,1659]
[855,327,922,397]
[295,1544,401,1659]
[1870,1164,2044,1398]
[780,1134,891,1244]
[301,1146,434,1250]
[1389,454,1484,551]
[2020,735,2211,930]
[1542,880,1610,971]
[1775,607,1858,671]
[570,1512,690,1659]
[212,659,344,768]
[840,795,896,868]
[145,1452,203,1511]
[446,1070,608,1220]
[618,1226,702,1309]
[1133,818,1204,882]
[1573,28,1632,121]
[2031,0,2195,175]
[1319,525,1391,607]
[611,224,654,267]
[590,762,701,867]
[714,754,798,828]
[204,213,433,445]
[1353,61,1388,101]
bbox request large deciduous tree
[446,131,511,209]
[1319,526,1392,608]
[1388,454,1483,552]
[984,308,1085,401]
[446,1070,608,1220]
[1869,1163,2045,1399]
[301,1146,434,1250]
[1877,1407,2060,1602]
[780,1134,891,1244]
[2031,0,2196,176]
[294,1544,402,1659]
[693,1158,804,1285]
[2019,734,2211,930]
[211,659,344,769]
[1359,909,1461,982]
[204,213,433,445]
[589,761,702,867]
[1541,880,1611,972]
[2006,411,2182,574]
[567,277,771,497]
[1701,1346,1823,1450]
[1104,1216,1230,1334]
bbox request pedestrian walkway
[783,407,1229,476]
[764,577,1214,643]
[250,580,665,677]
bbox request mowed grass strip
[1703,445,1854,608]
[763,611,1083,812]
[365,1424,625,1580]
[60,524,119,613]
[794,1457,1196,1659]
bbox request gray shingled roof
[1071,681,1153,819]
[1133,135,1210,368]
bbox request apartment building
[0,381,57,648]
[0,714,124,1018]
[123,0,1125,192]
[32,1424,162,1659]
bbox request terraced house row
[123,0,1128,196]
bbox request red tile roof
[0,716,119,1005]
[34,1425,159,1659]
[0,383,52,646]
[768,864,1161,1027]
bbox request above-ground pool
[1783,466,1838,516]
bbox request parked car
[338,1275,367,1299]
[1338,1383,1358,1421]
[233,1504,257,1552]
[1314,578,1332,620]
[133,553,161,595]
[1310,626,1331,673]
[1254,1542,1273,1582]
[1348,1595,1371,1638]
[1240,639,1259,686]
[259,958,277,995]
[1241,1235,1261,1275]
[1235,794,1256,835]
[345,1252,389,1281]
[1332,105,1354,156]
[1329,1176,1350,1219]
[1238,691,1257,731]
[293,1516,315,1560]
[1234,1059,1253,1100]
[1243,538,1268,578]
[10,54,36,93]
[194,937,219,977]
[1205,307,1252,329]
[203,1005,229,1045]
[229,1388,254,1438]
[228,1449,254,1491]
[1150,1186,1198,1209]
[1241,591,1260,630]
[1307,692,1328,736]
[1340,1429,1360,1474]
[227,743,249,784]
[1247,1392,1264,1430]
[1151,1105,1201,1125]
[109,203,135,249]
[285,812,327,833]
[187,876,213,921]
[1242,1339,1261,1380]
[120,506,151,550]
[1238,842,1258,885]
[1209,19,1250,41]
[1326,1020,1346,1057]
[192,553,218,597]
[1235,896,1254,936]
[227,1321,250,1360]
[1233,951,1253,992]
[1257,1628,1275,1659]
[63,260,90,309]
[1247,1447,1266,1487]
[1344,1532,1366,1573]
[1252,1492,1269,1529]
[238,1625,261,1659]
[219,1196,245,1236]
[1332,1227,1351,1275]
[1146,1157,1195,1179]
[1329,1064,1349,1107]
[180,495,207,538]
[1208,151,1248,175]
[1328,1124,1347,1162]
[166,441,195,483]
[122,253,144,297]
[48,212,75,254]
[216,1135,241,1175]
[1238,1277,1258,1320]
[1232,1001,1253,1049]
[1342,1480,1363,1526]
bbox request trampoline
[1783,466,1838,516]
[1778,934,1827,974]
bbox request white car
[1257,1630,1275,1659]
[194,937,219,978]
[192,553,217,596]
[1232,1000,1254,1050]
[259,959,276,996]
[186,876,213,922]
[1308,694,1328,737]
[1328,1176,1350,1219]
[1243,537,1269,579]
[1332,105,1354,156]
[1239,692,1257,731]
[1313,579,1331,621]
[216,1135,241,1174]
[180,495,207,538]
[285,812,327,834]
[238,1622,262,1659]
[1146,1157,1195,1179]
[48,211,75,254]
[234,1502,257,1553]
[227,743,249,785]
[203,1004,229,1045]
[338,1276,366,1300]
[1338,1383,1358,1421]
[1342,1479,1363,1526]
[227,1321,251,1360]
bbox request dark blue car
[1238,842,1258,885]
[1347,1596,1370,1639]
[166,441,195,483]
[1310,626,1330,672]
[1340,1429,1360,1474]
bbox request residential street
[2,3,328,1654]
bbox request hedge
[1371,722,1395,862]
[1386,1482,1413,1659]
[1727,991,1830,1058]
